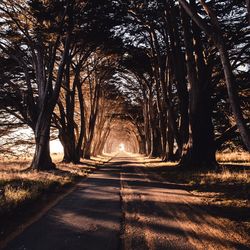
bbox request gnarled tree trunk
[178,0,250,152]
[179,6,217,170]
[31,114,55,170]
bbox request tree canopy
[0,0,249,170]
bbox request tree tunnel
[1,0,248,171]
[103,120,140,154]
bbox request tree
[178,0,250,152]
[178,3,217,169]
[0,0,74,170]
[1,0,248,169]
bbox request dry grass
[0,170,72,215]
[142,152,250,165]
[0,160,30,172]
[144,153,250,231]
[0,155,102,216]
[200,169,249,185]
[216,151,250,163]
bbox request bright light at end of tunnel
[119,143,125,152]
[50,140,64,154]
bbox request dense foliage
[0,0,249,170]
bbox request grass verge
[144,157,250,234]
[0,157,100,242]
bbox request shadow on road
[3,152,249,250]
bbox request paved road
[119,154,249,250]
[3,152,249,250]
[4,159,122,250]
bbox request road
[3,152,249,250]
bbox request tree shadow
[2,157,249,250]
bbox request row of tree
[0,0,249,170]
[113,0,250,169]
[0,0,124,169]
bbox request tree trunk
[75,79,86,162]
[165,2,189,152]
[31,117,55,170]
[83,140,92,159]
[150,124,162,157]
[149,29,167,159]
[217,44,250,151]
[179,6,217,170]
[179,97,217,169]
[178,0,250,152]
[59,131,79,163]
[149,105,161,157]
[143,93,151,155]
[166,111,175,161]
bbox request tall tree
[0,0,73,170]
[178,0,250,152]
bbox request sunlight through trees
[0,0,249,170]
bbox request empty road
[2,153,249,250]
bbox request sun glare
[50,140,64,154]
[119,143,125,152]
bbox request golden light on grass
[0,168,73,214]
[199,169,249,185]
[0,155,106,217]
[4,186,31,205]
[216,152,250,163]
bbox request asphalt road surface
[3,152,249,250]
